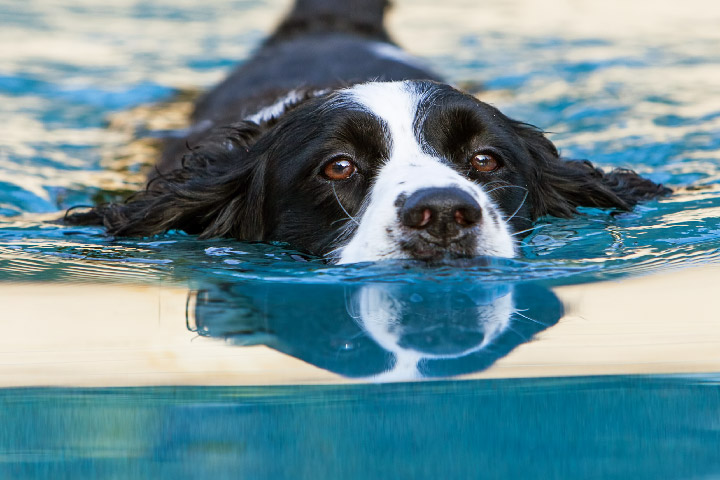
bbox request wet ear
[513,121,671,219]
[65,122,268,240]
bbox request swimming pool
[1,0,719,477]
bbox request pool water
[2,376,720,479]
[1,0,720,286]
[1,0,720,478]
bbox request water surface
[1,1,720,477]
[1,0,720,287]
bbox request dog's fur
[66,0,670,264]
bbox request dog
[66,0,670,264]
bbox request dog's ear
[65,121,268,239]
[512,121,671,219]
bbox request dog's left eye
[470,152,502,173]
[322,156,357,180]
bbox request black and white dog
[67,0,669,264]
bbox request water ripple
[1,0,720,286]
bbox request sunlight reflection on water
[0,0,719,284]
[2,4,720,476]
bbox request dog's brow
[333,89,393,153]
[347,82,423,159]
[414,92,443,157]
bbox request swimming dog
[66,0,669,263]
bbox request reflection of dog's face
[349,283,513,380]
[191,279,563,380]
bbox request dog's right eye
[322,156,358,181]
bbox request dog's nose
[400,187,482,241]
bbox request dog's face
[74,80,668,262]
[257,81,540,263]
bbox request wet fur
[67,114,669,248]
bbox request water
[2,376,720,479]
[2,0,720,477]
[1,0,719,287]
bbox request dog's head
[70,80,669,263]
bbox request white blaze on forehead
[348,81,420,152]
[336,81,517,264]
[348,82,470,194]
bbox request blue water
[2,0,720,477]
[2,1,720,287]
[2,376,720,479]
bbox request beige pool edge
[1,265,718,387]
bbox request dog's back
[160,0,441,172]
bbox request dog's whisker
[482,180,506,186]
[511,223,549,237]
[332,183,360,226]
[486,184,528,195]
[505,191,529,223]
[326,217,364,259]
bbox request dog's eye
[470,153,501,173]
[323,157,357,180]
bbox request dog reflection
[349,283,515,380]
[190,281,561,380]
